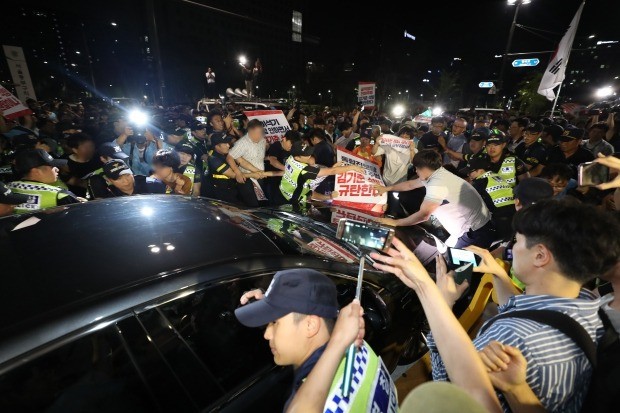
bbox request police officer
[0,181,29,217]
[444,127,489,170]
[461,156,515,240]
[280,142,364,204]
[204,133,267,204]
[514,122,547,177]
[485,130,529,187]
[235,269,398,413]
[9,149,81,213]
[175,142,201,196]
[86,141,131,199]
[99,159,166,197]
[188,123,210,195]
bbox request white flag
[537,2,584,101]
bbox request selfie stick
[341,255,365,398]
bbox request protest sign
[3,45,37,102]
[333,148,387,213]
[244,110,291,144]
[307,236,356,264]
[357,82,376,108]
[379,134,412,154]
[331,206,382,225]
[0,85,31,119]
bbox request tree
[436,70,461,107]
[515,72,550,116]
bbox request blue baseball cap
[234,269,339,327]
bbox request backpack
[479,308,620,413]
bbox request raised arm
[370,238,503,413]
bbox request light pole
[498,0,532,92]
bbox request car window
[0,324,156,412]
[156,274,275,394]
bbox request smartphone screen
[338,220,393,251]
[579,162,610,186]
[448,247,478,268]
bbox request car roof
[0,196,281,335]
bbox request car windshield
[244,208,359,264]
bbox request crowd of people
[1,94,620,412]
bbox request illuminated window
[292,11,302,43]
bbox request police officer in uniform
[444,127,489,170]
[280,141,363,204]
[514,122,547,177]
[204,133,267,204]
[175,141,201,196]
[461,156,515,240]
[9,149,81,213]
[188,123,210,195]
[484,130,529,187]
[0,181,29,217]
[235,269,398,413]
[98,159,166,197]
[85,141,131,199]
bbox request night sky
[309,0,615,63]
[3,0,618,105]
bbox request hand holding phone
[578,161,610,187]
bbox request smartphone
[336,219,395,252]
[445,247,479,271]
[195,116,207,123]
[578,162,610,187]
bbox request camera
[587,108,601,116]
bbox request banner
[378,134,411,154]
[358,82,376,108]
[306,236,356,264]
[244,110,291,144]
[3,45,37,102]
[331,206,382,225]
[537,2,584,101]
[334,148,387,213]
[0,85,32,119]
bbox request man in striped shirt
[428,199,620,412]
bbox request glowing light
[392,104,405,117]
[111,22,117,26]
[150,246,160,253]
[129,109,148,126]
[432,106,443,116]
[595,86,613,98]
[238,55,247,65]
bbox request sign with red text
[244,110,291,144]
[0,85,31,119]
[334,148,387,213]
[358,82,376,108]
[379,134,412,154]
[306,236,356,264]
[331,206,382,225]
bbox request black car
[0,196,429,412]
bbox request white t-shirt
[374,144,414,186]
[229,135,267,172]
[423,167,491,237]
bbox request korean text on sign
[244,110,291,144]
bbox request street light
[595,86,614,99]
[499,0,532,91]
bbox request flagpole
[551,82,563,116]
